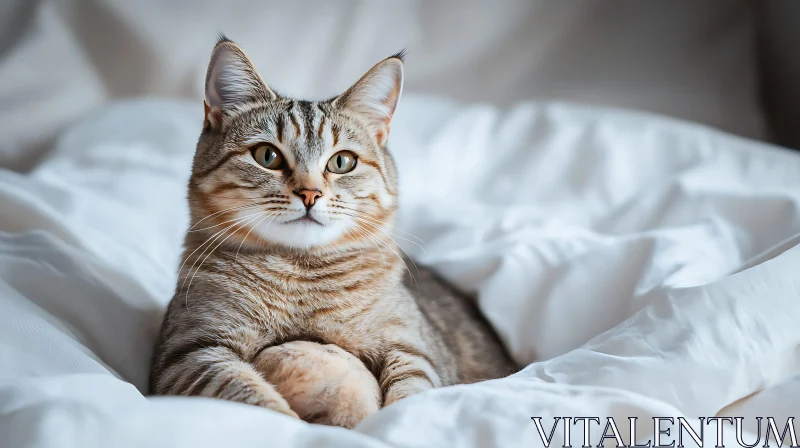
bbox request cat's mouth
[285,214,323,226]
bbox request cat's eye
[252,144,284,170]
[326,151,357,174]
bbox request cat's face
[189,37,403,251]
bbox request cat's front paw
[382,376,433,407]
[265,399,301,420]
[255,341,380,428]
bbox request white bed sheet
[0,97,798,447]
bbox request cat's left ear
[204,36,277,129]
[333,52,405,146]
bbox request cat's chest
[234,269,386,319]
[229,253,409,346]
[247,282,406,348]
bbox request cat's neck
[182,227,404,278]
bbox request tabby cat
[150,36,516,428]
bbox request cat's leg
[154,346,298,418]
[379,343,441,406]
[254,341,380,428]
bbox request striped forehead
[240,100,373,168]
[250,100,328,166]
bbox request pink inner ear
[384,83,401,118]
[204,101,223,128]
[334,57,403,144]
[375,82,400,144]
[376,124,392,146]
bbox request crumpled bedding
[0,97,798,447]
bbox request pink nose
[295,189,323,208]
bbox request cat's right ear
[204,36,276,130]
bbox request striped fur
[150,37,516,428]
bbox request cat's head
[189,36,403,251]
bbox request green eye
[326,151,357,174]
[252,144,284,170]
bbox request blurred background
[0,0,798,171]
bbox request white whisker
[190,210,271,232]
[330,200,426,246]
[180,212,264,308]
[189,202,264,231]
[350,224,388,275]
[352,222,420,290]
[184,212,265,304]
[330,210,426,254]
[178,212,262,297]
[234,211,281,260]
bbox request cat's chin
[284,215,324,226]
[250,217,349,250]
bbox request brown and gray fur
[150,36,515,428]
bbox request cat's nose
[294,189,323,208]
